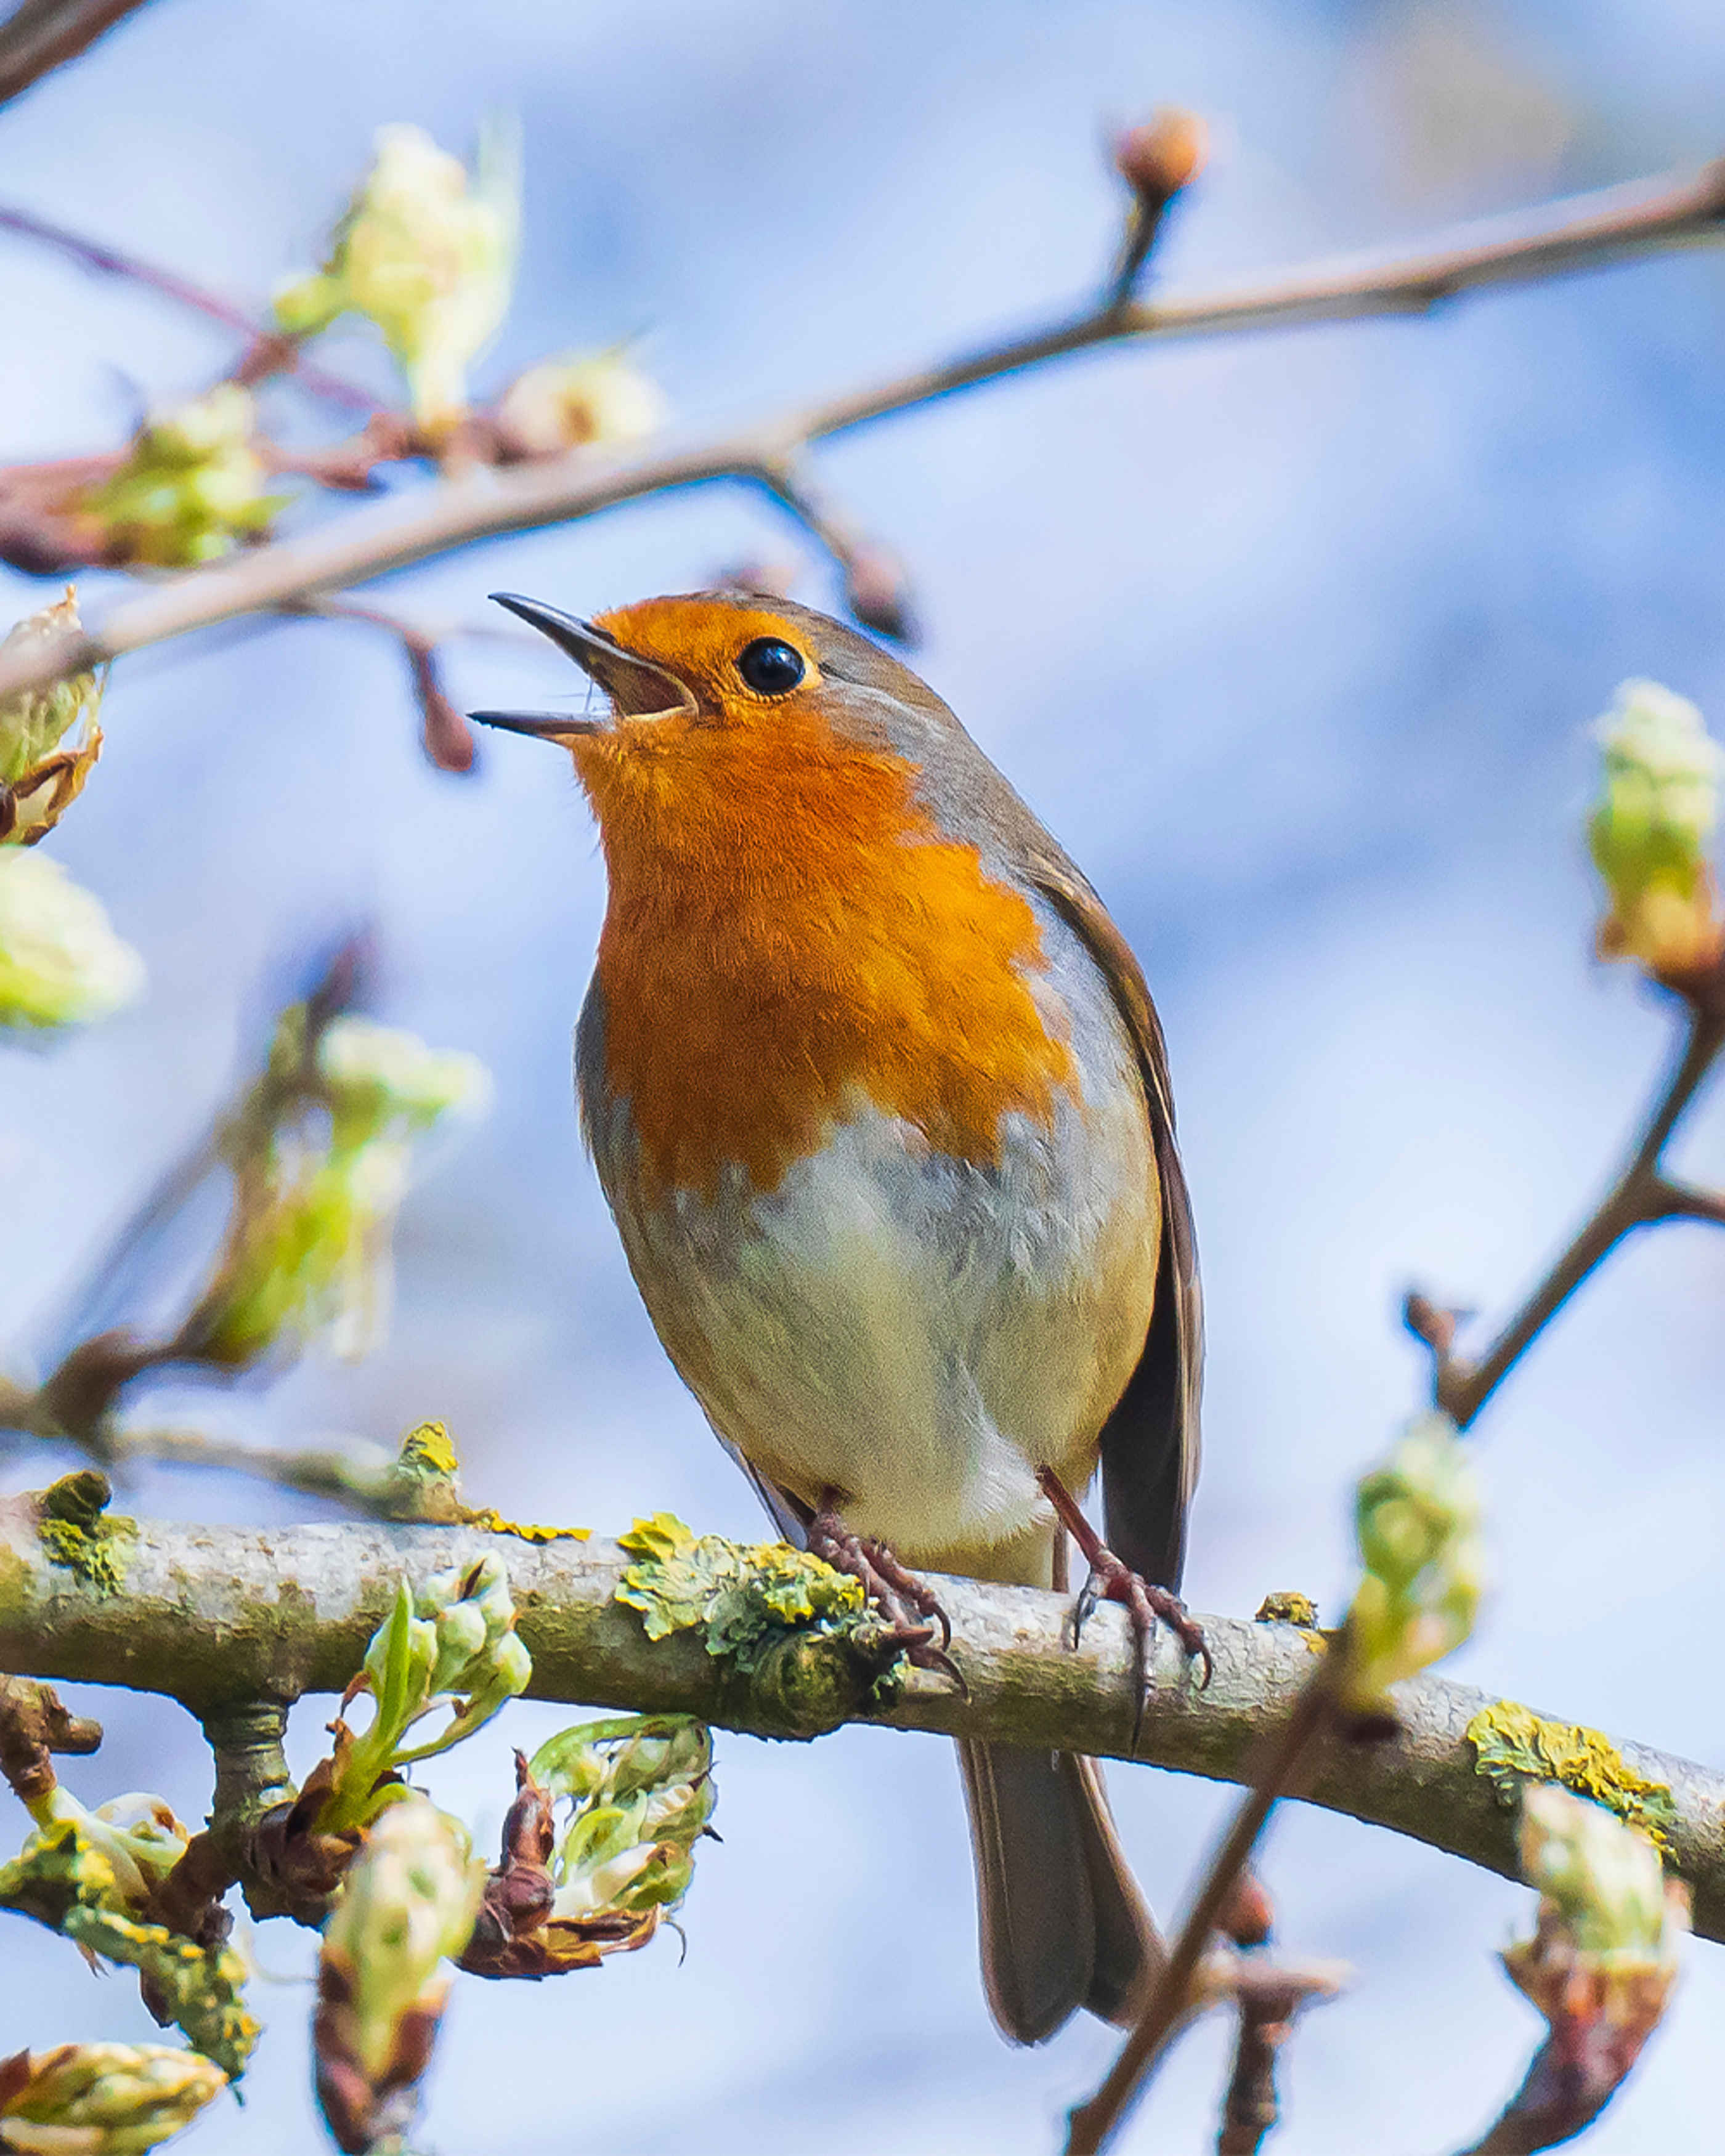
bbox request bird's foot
[1035,1467,1212,1747]
[808,1506,962,1686]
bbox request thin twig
[97,1424,444,1518]
[0,0,150,108]
[1,156,1721,703]
[1066,1673,1337,2155]
[0,203,381,411]
[1409,1002,1725,1429]
[1216,1959,1346,2156]
[751,455,918,641]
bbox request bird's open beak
[468,593,697,743]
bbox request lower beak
[469,593,696,745]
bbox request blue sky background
[3,1,1724,2149]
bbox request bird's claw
[1068,1547,1212,1750]
[808,1510,964,1687]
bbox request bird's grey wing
[1021,845,1202,1592]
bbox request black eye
[736,638,805,695]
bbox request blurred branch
[0,203,382,410]
[279,596,479,772]
[1,154,1723,700]
[750,455,918,641]
[4,1517,1725,1939]
[1216,1958,1344,2156]
[1408,994,1725,1429]
[1068,1671,1339,2155]
[97,1424,453,1515]
[0,0,150,107]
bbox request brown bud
[1217,1870,1275,1950]
[1114,108,1209,205]
[405,639,477,775]
[0,1677,102,1808]
[1403,1291,1460,1360]
[845,548,918,644]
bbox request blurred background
[3,0,1724,2148]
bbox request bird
[471,589,1204,2046]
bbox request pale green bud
[276,120,519,431]
[20,1789,190,1914]
[0,851,144,1034]
[317,1015,492,1139]
[530,1714,714,1923]
[84,387,281,570]
[1589,678,1725,980]
[0,2043,225,2154]
[1342,1414,1482,1712]
[0,593,105,847]
[495,348,666,459]
[1519,1785,1671,1961]
[321,1797,482,2082]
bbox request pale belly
[580,979,1160,1565]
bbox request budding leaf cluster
[495,348,665,458]
[1502,1784,1689,2059]
[0,1822,257,2079]
[0,2042,226,2155]
[198,1009,491,1368]
[530,1714,715,1926]
[83,387,283,568]
[0,849,142,1038]
[1589,677,1725,984]
[275,121,520,432]
[318,1555,532,1836]
[1341,1413,1483,1712]
[0,593,105,848]
[314,1795,483,2155]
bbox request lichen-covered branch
[0,156,1720,706]
[3,1514,1723,1940]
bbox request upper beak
[468,593,697,744]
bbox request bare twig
[1067,1672,1338,2155]
[0,0,150,108]
[750,455,918,641]
[0,202,382,411]
[1217,1959,1345,2156]
[282,596,480,771]
[99,1424,452,1517]
[0,1676,101,1807]
[0,156,1721,702]
[1106,110,1209,309]
[1409,1000,1725,1429]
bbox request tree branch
[1410,1003,1725,1428]
[3,1518,1723,1939]
[0,0,150,108]
[0,156,1721,703]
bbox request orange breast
[572,705,1074,1201]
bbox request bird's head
[470,588,962,779]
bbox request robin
[473,591,1204,2045]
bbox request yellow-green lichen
[1466,1700,1677,1854]
[384,1419,588,1541]
[36,1472,134,1593]
[1255,1591,1320,1627]
[617,1513,869,1674]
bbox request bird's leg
[1036,1467,1212,1735]
[808,1495,961,1682]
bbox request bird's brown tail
[957,1739,1163,2045]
